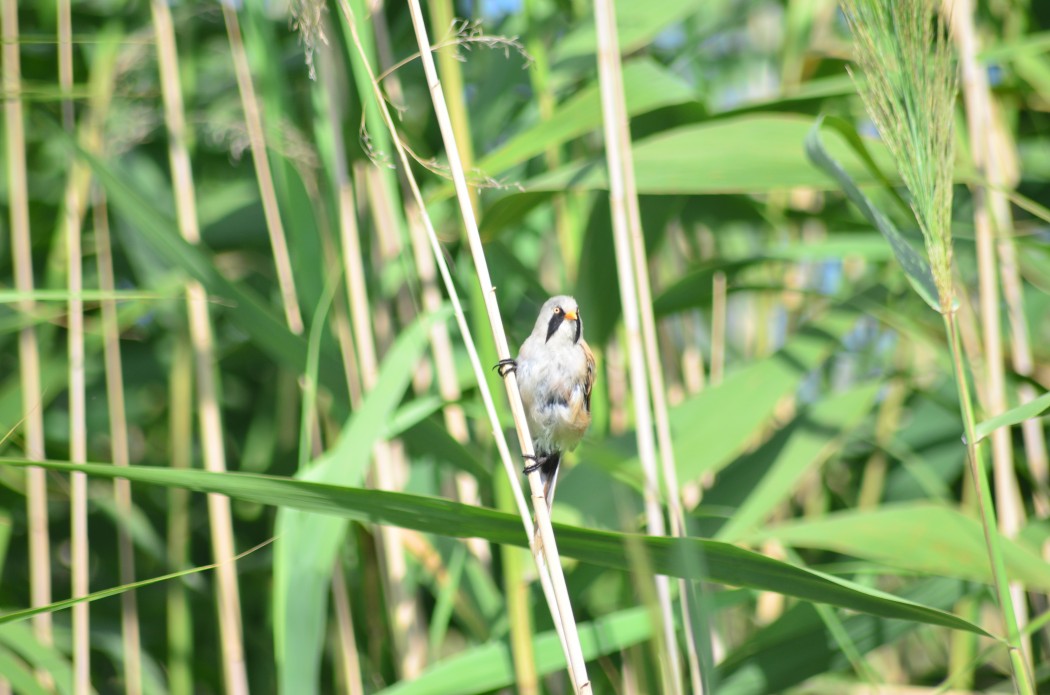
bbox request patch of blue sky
[480,0,522,21]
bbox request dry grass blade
[93,189,144,695]
[149,1,248,691]
[400,2,593,690]
[57,0,91,690]
[946,0,1031,668]
[2,1,53,680]
[591,0,692,690]
[334,0,590,688]
[222,4,305,336]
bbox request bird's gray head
[533,295,583,346]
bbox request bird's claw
[494,358,517,378]
[522,454,545,475]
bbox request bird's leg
[494,358,517,378]
[522,453,548,475]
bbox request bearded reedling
[496,296,596,509]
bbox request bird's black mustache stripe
[546,309,583,344]
[546,312,564,343]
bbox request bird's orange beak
[564,309,578,321]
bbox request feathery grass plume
[843,0,958,313]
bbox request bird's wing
[581,339,596,412]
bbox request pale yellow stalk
[592,0,690,689]
[222,4,304,335]
[87,37,143,694]
[57,1,91,690]
[94,190,144,695]
[167,336,194,694]
[369,0,488,563]
[150,2,248,692]
[2,0,53,671]
[335,1,586,686]
[947,0,1030,666]
[400,2,593,689]
[331,563,364,695]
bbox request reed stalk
[94,189,144,695]
[331,562,364,695]
[57,2,91,691]
[945,314,1033,694]
[222,4,304,335]
[2,0,53,672]
[336,1,587,687]
[425,0,480,216]
[392,0,489,565]
[322,30,429,666]
[64,111,91,695]
[82,32,143,693]
[947,0,1031,667]
[844,1,1033,690]
[400,2,593,689]
[311,39,368,695]
[167,336,194,694]
[523,0,575,279]
[150,1,248,691]
[337,140,427,680]
[710,271,727,386]
[369,0,488,584]
[592,0,689,689]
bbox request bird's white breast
[515,338,590,455]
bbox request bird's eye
[553,307,562,314]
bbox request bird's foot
[522,454,547,476]
[494,358,517,377]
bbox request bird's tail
[539,451,561,511]
[532,452,562,551]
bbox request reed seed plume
[843,0,958,311]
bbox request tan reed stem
[331,562,364,695]
[167,336,195,694]
[335,0,585,686]
[425,0,480,216]
[947,0,1030,666]
[372,0,488,563]
[64,115,92,695]
[93,189,144,695]
[337,156,428,678]
[2,0,53,668]
[310,41,369,693]
[76,32,145,695]
[400,2,593,689]
[56,1,91,691]
[222,4,304,335]
[149,2,248,691]
[592,0,688,690]
[710,271,727,385]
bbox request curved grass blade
[0,458,990,637]
[805,115,942,312]
[68,139,346,397]
[274,308,446,693]
[377,607,653,695]
[749,503,1050,592]
[0,622,74,695]
[715,381,880,542]
[0,646,53,695]
[973,390,1050,444]
[0,539,274,626]
[716,578,970,695]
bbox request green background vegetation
[2,0,1050,692]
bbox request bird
[496,295,596,510]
